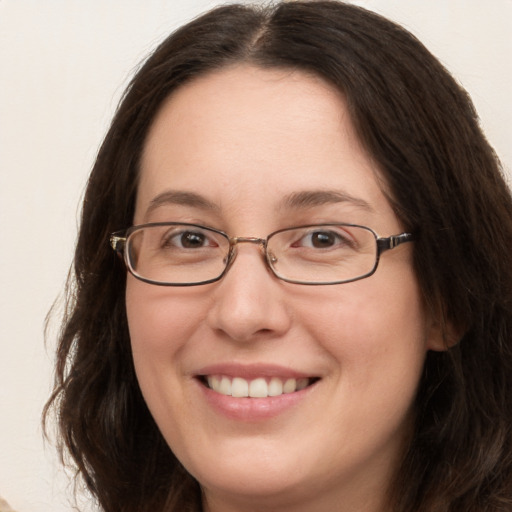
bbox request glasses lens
[127,224,230,285]
[267,225,377,284]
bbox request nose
[206,242,292,343]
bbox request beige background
[1,1,511,510]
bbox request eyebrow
[280,190,373,212]
[144,188,373,219]
[145,190,219,218]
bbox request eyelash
[161,228,218,249]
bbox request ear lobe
[425,316,463,352]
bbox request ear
[425,314,463,352]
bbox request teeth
[268,377,283,396]
[283,378,297,394]
[297,378,309,391]
[232,377,249,397]
[219,376,231,395]
[206,375,312,397]
[249,378,268,398]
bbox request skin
[126,65,445,512]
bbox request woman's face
[127,65,443,512]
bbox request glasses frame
[110,222,415,286]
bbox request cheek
[299,271,429,389]
[125,277,205,412]
[125,278,210,446]
[126,277,204,355]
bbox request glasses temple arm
[110,234,126,252]
[377,233,415,253]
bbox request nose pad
[222,247,235,267]
[267,251,278,264]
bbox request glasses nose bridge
[229,236,268,256]
[230,235,266,246]
[226,235,270,270]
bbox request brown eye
[162,229,215,249]
[180,231,207,248]
[309,231,337,248]
[292,229,350,250]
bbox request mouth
[198,375,320,398]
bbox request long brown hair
[44,2,512,511]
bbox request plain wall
[0,1,510,510]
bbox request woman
[44,2,512,511]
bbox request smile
[204,375,316,398]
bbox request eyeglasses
[110,222,414,286]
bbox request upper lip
[194,363,318,380]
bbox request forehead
[141,65,353,171]
[136,64,395,230]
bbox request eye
[292,229,352,250]
[163,229,218,249]
[304,231,337,248]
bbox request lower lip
[197,379,316,422]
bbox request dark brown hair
[45,2,512,511]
